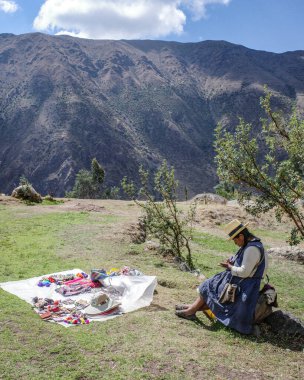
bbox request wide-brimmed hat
[223,219,249,240]
[84,293,120,315]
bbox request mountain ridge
[0,33,303,196]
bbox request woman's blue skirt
[199,270,261,334]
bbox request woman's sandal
[175,310,197,321]
[175,304,190,310]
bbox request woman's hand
[219,260,232,270]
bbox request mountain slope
[0,33,303,196]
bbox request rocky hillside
[0,33,303,196]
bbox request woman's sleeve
[230,247,261,278]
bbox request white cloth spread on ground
[0,269,157,326]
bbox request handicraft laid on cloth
[0,267,157,327]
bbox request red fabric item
[64,278,102,288]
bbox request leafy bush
[214,89,304,245]
[121,160,196,269]
[66,169,99,199]
[66,158,117,199]
[214,181,236,200]
[11,176,42,203]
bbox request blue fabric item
[90,269,108,282]
[199,239,265,335]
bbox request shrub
[67,159,121,199]
[121,160,196,269]
[214,89,304,245]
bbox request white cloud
[33,0,231,39]
[0,0,18,13]
[184,0,230,20]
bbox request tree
[214,89,304,244]
[121,160,196,269]
[91,158,105,184]
[66,158,105,199]
[214,181,235,200]
[67,169,99,199]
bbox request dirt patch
[267,247,304,264]
[127,217,147,243]
[196,203,288,232]
[0,195,21,205]
[145,303,169,312]
[59,201,107,213]
[143,361,176,377]
[215,365,270,380]
[125,250,141,256]
[158,279,178,289]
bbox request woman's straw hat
[224,219,249,240]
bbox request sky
[0,0,303,53]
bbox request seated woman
[175,219,268,335]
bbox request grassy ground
[0,198,303,380]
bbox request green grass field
[0,200,303,380]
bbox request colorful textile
[90,266,143,282]
[63,278,102,288]
[90,269,108,282]
[37,272,88,287]
[55,283,92,297]
[32,296,90,324]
